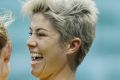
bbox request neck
[39,64,75,80]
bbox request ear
[4,41,12,63]
[66,38,81,54]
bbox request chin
[31,68,52,80]
[31,69,42,78]
[31,69,46,79]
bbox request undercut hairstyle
[23,0,98,70]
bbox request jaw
[37,64,75,80]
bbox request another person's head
[0,22,11,80]
[23,0,98,80]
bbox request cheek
[38,39,58,52]
[38,38,66,61]
[44,48,67,75]
[45,45,66,64]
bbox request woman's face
[27,13,68,78]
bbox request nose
[27,39,37,49]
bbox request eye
[37,32,47,37]
[29,32,32,36]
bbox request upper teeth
[30,52,43,61]
[31,52,42,57]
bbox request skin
[27,13,80,80]
[0,42,11,80]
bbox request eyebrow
[29,26,48,32]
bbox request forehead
[31,13,47,23]
[30,13,54,31]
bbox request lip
[31,60,43,67]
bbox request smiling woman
[22,0,98,80]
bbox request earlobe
[4,41,12,63]
[66,38,81,54]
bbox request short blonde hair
[23,0,98,70]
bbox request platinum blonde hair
[23,0,98,70]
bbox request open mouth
[31,52,43,64]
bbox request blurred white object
[0,8,15,28]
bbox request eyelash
[29,32,32,36]
[29,32,46,37]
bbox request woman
[0,22,11,80]
[22,0,98,80]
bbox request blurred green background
[0,0,120,80]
